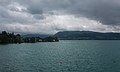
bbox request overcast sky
[0,0,120,34]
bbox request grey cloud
[0,0,11,6]
[0,2,37,24]
[0,0,120,33]
[33,14,45,20]
[14,0,120,25]
[28,8,43,14]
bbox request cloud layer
[0,0,120,34]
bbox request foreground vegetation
[0,31,59,44]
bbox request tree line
[0,31,59,44]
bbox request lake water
[0,40,120,72]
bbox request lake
[0,40,120,72]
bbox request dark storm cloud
[83,0,120,25]
[62,0,120,25]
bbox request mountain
[22,34,50,38]
[54,31,120,40]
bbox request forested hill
[54,31,120,40]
